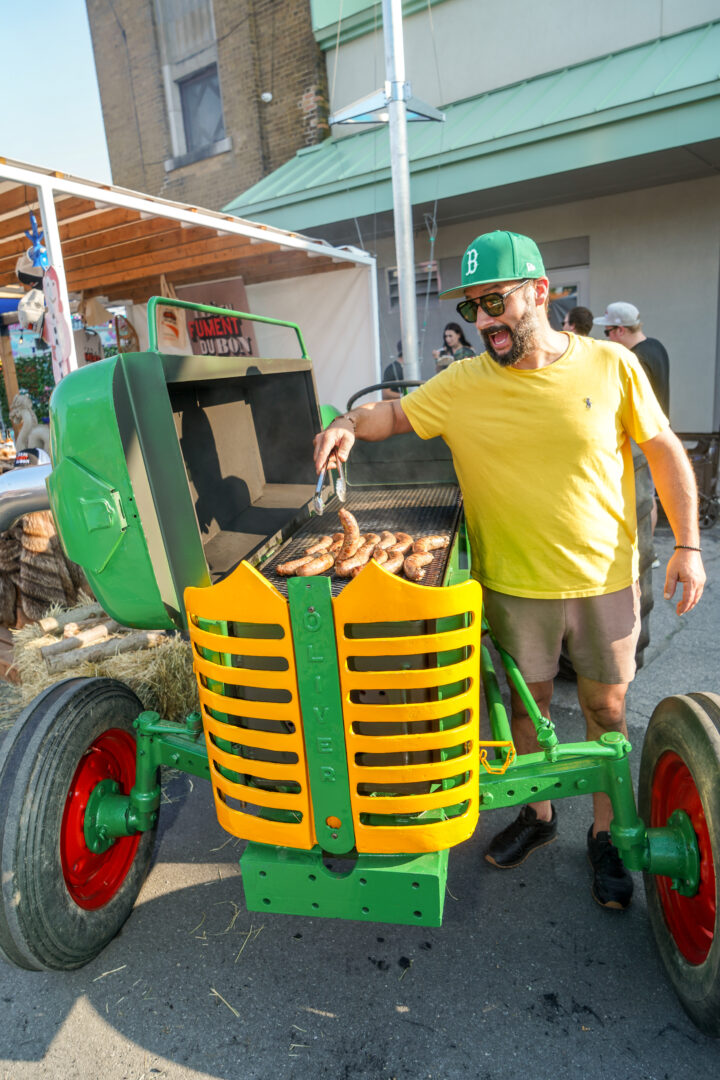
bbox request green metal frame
[241,843,449,926]
[86,711,208,851]
[287,575,356,854]
[146,296,309,357]
[85,525,702,919]
[480,622,700,893]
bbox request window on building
[387,261,440,309]
[179,64,225,152]
[156,0,231,170]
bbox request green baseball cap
[439,230,546,300]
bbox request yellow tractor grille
[333,561,482,853]
[185,562,314,849]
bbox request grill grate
[258,485,462,596]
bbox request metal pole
[382,0,420,382]
[36,179,78,375]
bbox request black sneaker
[484,805,558,869]
[587,826,633,909]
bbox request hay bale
[9,600,199,727]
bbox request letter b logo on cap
[465,249,478,276]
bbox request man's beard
[481,305,539,367]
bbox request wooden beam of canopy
[81,257,353,306]
[0,194,90,246]
[0,161,371,318]
[65,241,342,292]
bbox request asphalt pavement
[0,524,719,1080]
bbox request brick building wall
[86,0,329,209]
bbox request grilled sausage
[329,538,344,554]
[383,551,404,574]
[294,553,335,576]
[276,555,314,576]
[339,537,362,562]
[413,535,449,554]
[391,532,413,555]
[362,532,381,547]
[376,531,397,551]
[332,533,344,543]
[349,544,388,577]
[404,552,433,581]
[349,552,388,578]
[305,535,333,555]
[336,539,376,577]
[337,508,361,560]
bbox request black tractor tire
[639,693,720,1036]
[557,448,654,680]
[0,677,156,971]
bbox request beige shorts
[482,583,642,685]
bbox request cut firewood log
[40,621,123,658]
[45,630,166,674]
[18,512,88,620]
[0,523,22,627]
[38,603,105,634]
[62,615,118,638]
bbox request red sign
[187,313,252,356]
[175,278,257,357]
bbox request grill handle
[346,380,423,410]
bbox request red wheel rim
[60,729,141,910]
[651,751,716,965]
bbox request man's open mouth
[487,328,512,351]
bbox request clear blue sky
[0,0,111,183]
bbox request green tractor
[0,299,717,1037]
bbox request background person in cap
[593,302,670,417]
[562,305,594,337]
[313,229,704,911]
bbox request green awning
[224,21,720,231]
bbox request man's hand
[312,400,413,474]
[313,420,354,474]
[638,430,706,615]
[664,548,706,615]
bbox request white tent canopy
[0,157,380,409]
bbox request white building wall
[327,0,720,123]
[373,175,720,431]
[246,267,381,412]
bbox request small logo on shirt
[584,398,592,409]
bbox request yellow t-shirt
[401,334,669,599]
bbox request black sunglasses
[456,279,529,323]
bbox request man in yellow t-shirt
[313,230,705,911]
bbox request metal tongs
[314,453,346,515]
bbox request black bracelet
[674,544,702,552]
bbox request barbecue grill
[260,485,463,595]
[41,297,484,926]
[1,298,719,1038]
